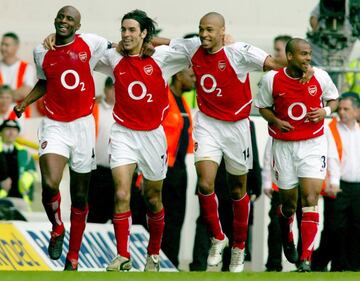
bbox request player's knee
[303,193,319,206]
[115,189,130,203]
[42,176,61,191]
[281,204,296,217]
[197,178,214,195]
[71,192,88,208]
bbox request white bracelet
[323,106,331,116]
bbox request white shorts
[193,111,252,175]
[271,135,327,190]
[38,115,96,173]
[109,123,167,181]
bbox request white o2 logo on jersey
[128,81,153,102]
[60,70,86,91]
[200,74,222,97]
[288,102,307,121]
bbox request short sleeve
[33,44,47,80]
[169,37,201,60]
[254,71,276,108]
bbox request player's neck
[2,56,18,66]
[55,34,76,46]
[170,84,183,97]
[285,67,303,79]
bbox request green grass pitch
[1,272,360,281]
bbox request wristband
[324,106,331,116]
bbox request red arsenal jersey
[170,37,268,121]
[96,46,189,130]
[34,33,109,121]
[255,67,339,141]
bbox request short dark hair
[339,91,360,108]
[122,10,157,43]
[274,35,292,44]
[2,32,19,44]
[104,77,113,88]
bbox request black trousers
[87,166,115,223]
[332,180,360,271]
[311,196,336,271]
[161,163,188,268]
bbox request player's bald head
[200,12,225,28]
[285,38,310,55]
[57,5,81,24]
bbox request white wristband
[323,106,331,116]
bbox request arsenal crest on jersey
[218,60,226,71]
[144,65,153,75]
[308,85,317,96]
[78,52,88,62]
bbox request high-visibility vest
[0,61,31,117]
[163,88,194,167]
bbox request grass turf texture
[1,272,360,281]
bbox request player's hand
[140,42,155,57]
[325,184,342,198]
[307,107,326,123]
[299,65,314,84]
[13,103,26,118]
[273,119,294,132]
[43,33,56,51]
[263,188,273,199]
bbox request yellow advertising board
[0,223,50,271]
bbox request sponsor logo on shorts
[194,142,198,152]
[41,141,48,149]
[91,148,95,159]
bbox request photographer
[307,2,357,87]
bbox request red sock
[42,192,64,235]
[232,193,250,249]
[67,205,89,261]
[277,205,295,243]
[300,210,319,261]
[147,208,165,255]
[113,211,132,259]
[198,192,225,240]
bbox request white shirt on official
[0,60,36,89]
[326,121,360,185]
[95,99,114,168]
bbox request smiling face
[121,19,147,55]
[286,40,312,76]
[198,13,225,53]
[54,6,81,44]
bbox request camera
[307,0,359,51]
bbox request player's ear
[75,23,81,31]
[140,29,147,39]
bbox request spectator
[326,92,360,271]
[307,3,356,87]
[0,119,37,207]
[0,32,36,117]
[161,67,195,268]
